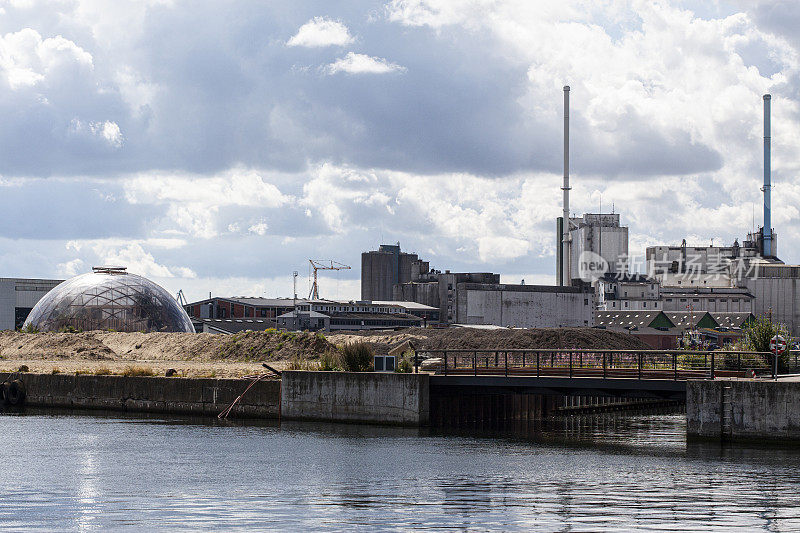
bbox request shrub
[17,364,29,372]
[94,366,112,375]
[742,315,793,370]
[21,324,39,334]
[339,342,374,372]
[58,325,81,333]
[51,367,61,374]
[318,350,341,371]
[121,365,155,377]
[396,356,413,373]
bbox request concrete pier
[687,379,800,442]
[280,371,430,426]
[3,373,280,418]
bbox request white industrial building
[0,278,63,330]
[454,283,593,328]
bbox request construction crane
[308,259,351,299]
[176,289,189,307]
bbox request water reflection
[3,408,800,531]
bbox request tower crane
[308,259,351,299]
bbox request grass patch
[318,350,341,371]
[121,365,155,377]
[94,366,112,375]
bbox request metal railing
[413,349,800,381]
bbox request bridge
[414,348,794,401]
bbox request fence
[414,349,800,380]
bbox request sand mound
[327,327,651,355]
[0,330,335,362]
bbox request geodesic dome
[23,267,195,333]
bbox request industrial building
[276,299,433,331]
[361,243,594,328]
[184,297,297,320]
[185,295,437,332]
[0,277,63,330]
[361,243,420,301]
[594,310,755,349]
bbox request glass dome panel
[23,269,195,333]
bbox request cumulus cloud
[65,240,197,279]
[324,52,406,75]
[287,16,354,47]
[1,1,800,298]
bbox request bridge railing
[413,349,797,380]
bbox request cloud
[65,240,197,279]
[287,16,354,48]
[324,52,406,75]
[1,1,800,299]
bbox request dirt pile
[0,330,335,362]
[327,327,652,354]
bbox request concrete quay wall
[687,380,800,441]
[3,373,280,419]
[281,371,430,426]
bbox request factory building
[453,283,593,328]
[0,277,63,330]
[185,295,436,332]
[184,297,297,320]
[276,300,434,331]
[381,253,593,327]
[560,213,629,285]
[361,243,420,301]
[594,310,756,349]
[742,264,800,335]
[597,273,661,311]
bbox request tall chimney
[763,93,772,257]
[562,85,571,285]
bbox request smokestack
[763,94,772,257]
[561,86,571,285]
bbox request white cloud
[56,258,84,277]
[248,221,268,235]
[65,240,196,279]
[324,52,406,75]
[0,28,93,90]
[287,16,354,48]
[124,168,290,238]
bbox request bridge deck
[430,374,689,399]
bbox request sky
[0,0,799,302]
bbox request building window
[643,302,647,308]
[666,298,673,302]
[680,299,687,302]
[693,299,699,302]
[584,298,589,305]
[624,302,628,308]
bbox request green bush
[339,342,374,372]
[396,356,413,373]
[742,315,793,371]
[21,323,39,334]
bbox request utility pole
[293,271,298,330]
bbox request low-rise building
[184,297,298,320]
[277,299,429,331]
[0,277,63,330]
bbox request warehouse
[0,277,63,330]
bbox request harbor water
[2,409,800,531]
